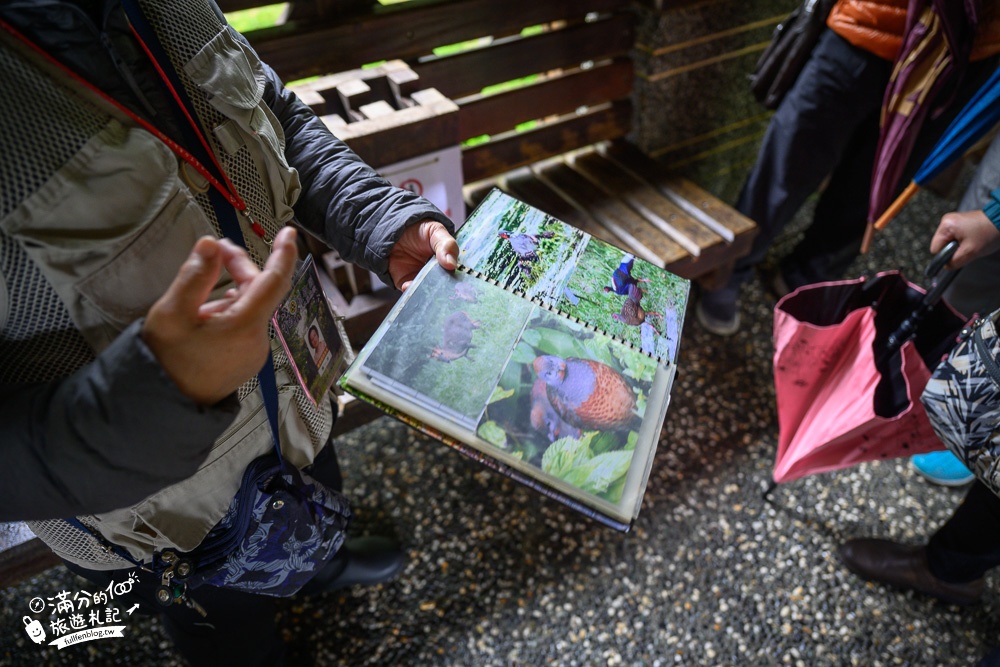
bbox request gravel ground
[3,185,998,666]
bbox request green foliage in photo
[477,310,654,503]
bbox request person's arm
[0,229,298,521]
[258,59,457,289]
[930,186,1000,269]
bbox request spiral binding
[455,264,667,365]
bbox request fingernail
[445,253,457,266]
[193,237,216,260]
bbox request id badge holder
[272,255,353,405]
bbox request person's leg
[926,480,1000,583]
[64,562,285,667]
[697,29,893,334]
[780,108,881,288]
[838,481,1000,605]
[300,431,407,596]
[785,57,1000,289]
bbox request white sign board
[378,146,466,224]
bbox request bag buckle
[154,551,207,617]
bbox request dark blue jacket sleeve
[0,321,239,521]
[258,57,454,287]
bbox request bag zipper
[183,454,280,568]
[973,321,1000,387]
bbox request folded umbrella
[770,244,965,486]
[868,65,1000,245]
[862,0,980,253]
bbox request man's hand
[142,227,298,406]
[388,220,458,291]
[931,210,1000,269]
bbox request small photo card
[273,255,351,405]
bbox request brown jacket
[828,0,1000,62]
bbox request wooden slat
[412,15,633,100]
[241,0,631,83]
[535,162,688,268]
[502,170,626,249]
[458,58,633,141]
[665,229,754,283]
[332,393,387,437]
[334,94,459,168]
[285,0,380,22]
[0,539,60,588]
[569,150,723,257]
[491,157,756,283]
[602,140,757,243]
[219,0,374,16]
[462,101,631,183]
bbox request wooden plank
[285,0,379,22]
[413,15,634,100]
[295,88,328,115]
[488,170,747,282]
[569,149,724,257]
[219,0,373,15]
[241,0,632,83]
[502,170,627,249]
[289,60,415,98]
[462,101,631,183]
[666,228,755,282]
[334,98,459,168]
[359,100,397,119]
[463,181,496,212]
[340,290,400,346]
[458,58,633,141]
[602,140,757,243]
[0,539,60,588]
[663,177,758,240]
[535,162,689,268]
[331,393,387,437]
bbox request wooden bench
[270,0,757,292]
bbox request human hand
[388,220,458,291]
[930,210,1000,269]
[142,227,298,405]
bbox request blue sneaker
[910,451,974,487]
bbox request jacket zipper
[98,28,159,118]
[32,0,160,118]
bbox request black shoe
[838,538,983,605]
[300,536,405,595]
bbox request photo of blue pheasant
[532,354,641,434]
[603,253,650,296]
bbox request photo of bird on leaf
[476,309,657,503]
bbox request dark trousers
[64,440,344,667]
[731,28,997,291]
[927,480,1000,584]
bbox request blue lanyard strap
[121,0,285,466]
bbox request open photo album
[340,189,690,530]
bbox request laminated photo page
[341,189,690,530]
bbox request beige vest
[0,0,333,569]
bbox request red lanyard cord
[0,17,268,240]
[125,21,250,213]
